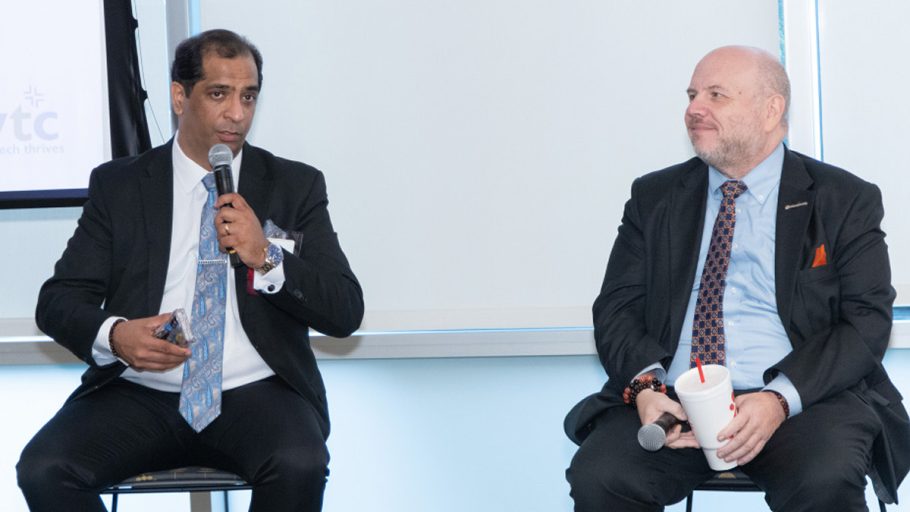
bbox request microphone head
[637,423,668,452]
[208,144,233,169]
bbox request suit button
[293,290,304,300]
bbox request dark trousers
[17,376,329,512]
[567,389,880,512]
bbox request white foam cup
[673,364,737,470]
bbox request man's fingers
[666,429,700,449]
[722,435,764,464]
[637,391,688,425]
[143,333,191,356]
[214,192,244,210]
[662,401,688,423]
[736,442,766,466]
[211,192,266,267]
[717,413,746,441]
[128,335,190,364]
[143,312,173,330]
[128,339,191,370]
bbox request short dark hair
[170,29,263,96]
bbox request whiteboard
[198,0,782,331]
[817,2,910,303]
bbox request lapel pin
[784,201,808,210]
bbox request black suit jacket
[565,148,910,502]
[36,141,364,430]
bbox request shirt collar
[707,143,783,205]
[172,131,243,194]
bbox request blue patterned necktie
[179,173,227,432]
[690,180,747,367]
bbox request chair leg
[111,492,118,512]
[879,499,886,512]
[189,491,213,512]
[685,492,693,512]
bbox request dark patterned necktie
[179,173,227,432]
[690,180,747,367]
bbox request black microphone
[637,412,684,452]
[208,144,241,268]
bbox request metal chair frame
[101,467,251,512]
[685,469,886,512]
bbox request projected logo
[0,85,62,156]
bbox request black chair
[101,466,251,512]
[684,469,886,512]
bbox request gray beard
[692,137,756,173]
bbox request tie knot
[202,173,217,192]
[721,180,747,199]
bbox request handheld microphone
[208,144,241,268]
[637,412,684,452]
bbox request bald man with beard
[564,46,909,511]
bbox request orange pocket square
[811,244,827,268]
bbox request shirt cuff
[92,316,127,366]
[252,261,286,294]
[763,374,803,417]
[634,363,667,384]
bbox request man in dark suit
[565,46,909,511]
[17,29,363,511]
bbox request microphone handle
[213,167,242,268]
[653,412,682,431]
[637,412,684,452]
[226,245,241,268]
[214,166,234,196]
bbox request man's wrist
[623,373,667,409]
[765,390,790,418]
[109,318,127,362]
[255,242,283,275]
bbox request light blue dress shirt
[644,144,803,416]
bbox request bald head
[699,46,790,127]
[685,46,791,178]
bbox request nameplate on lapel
[784,201,808,210]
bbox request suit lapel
[139,142,175,314]
[775,149,814,329]
[234,144,274,309]
[237,144,274,222]
[668,163,709,336]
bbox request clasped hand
[109,313,191,371]
[636,390,698,449]
[214,192,270,269]
[636,389,786,465]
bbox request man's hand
[214,192,269,269]
[715,391,786,465]
[636,389,700,449]
[110,313,192,371]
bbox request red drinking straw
[695,357,705,383]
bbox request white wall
[0,207,79,320]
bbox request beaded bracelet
[622,373,667,409]
[109,318,127,362]
[765,390,790,418]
